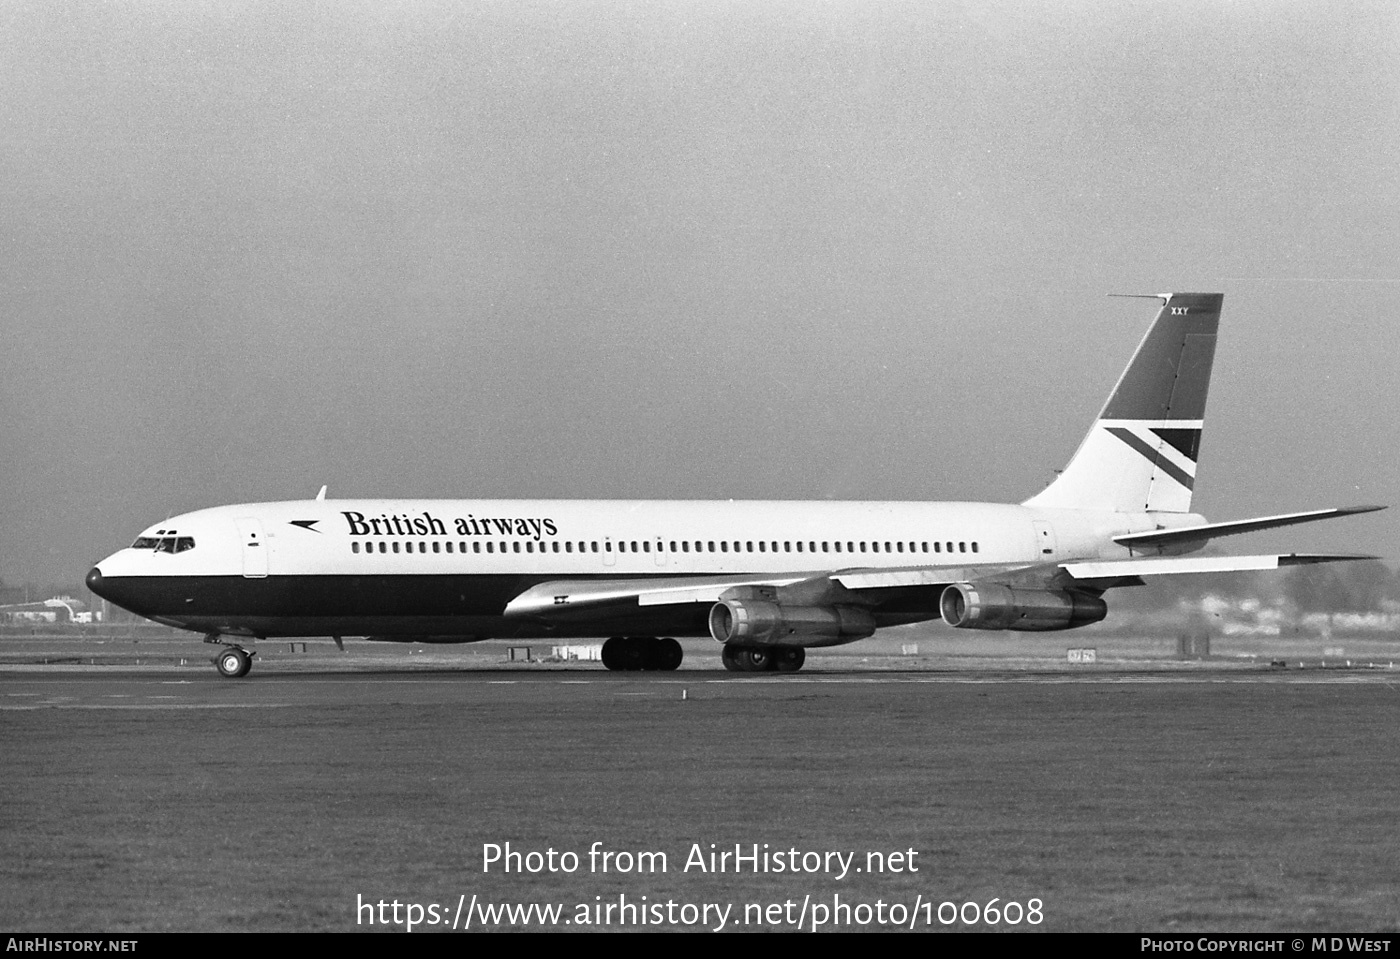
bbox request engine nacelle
[939,583,1107,631]
[708,599,876,648]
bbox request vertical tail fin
[1022,292,1222,513]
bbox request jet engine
[708,598,876,647]
[939,582,1107,631]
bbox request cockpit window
[134,536,195,553]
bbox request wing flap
[503,574,813,617]
[832,564,1020,590]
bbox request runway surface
[4,660,1399,710]
[4,658,1399,933]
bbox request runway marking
[0,703,299,711]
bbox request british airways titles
[342,511,559,541]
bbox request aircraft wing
[1057,552,1378,588]
[503,563,1023,619]
[833,552,1377,594]
[1113,505,1385,551]
[502,552,1377,623]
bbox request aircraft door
[603,539,617,567]
[653,537,667,567]
[1032,520,1057,561]
[237,518,268,578]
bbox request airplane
[85,292,1384,678]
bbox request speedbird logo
[341,511,559,540]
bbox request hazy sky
[3,1,1397,585]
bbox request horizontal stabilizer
[1114,505,1386,550]
[1063,552,1378,586]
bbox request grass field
[3,658,1399,932]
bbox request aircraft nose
[86,566,109,600]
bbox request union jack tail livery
[1024,292,1221,513]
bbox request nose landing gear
[205,634,255,678]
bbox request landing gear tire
[602,636,686,671]
[772,647,805,672]
[214,646,253,678]
[722,644,805,673]
[721,645,772,672]
[655,637,683,671]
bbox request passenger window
[473,543,481,554]
[392,542,400,553]
[643,542,651,553]
[682,542,690,553]
[959,542,966,553]
[352,542,360,554]
[796,542,803,552]
[972,542,979,553]
[758,542,766,552]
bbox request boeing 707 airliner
[86,293,1383,677]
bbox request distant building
[0,596,98,624]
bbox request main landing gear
[206,634,255,678]
[601,636,684,671]
[721,644,805,673]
